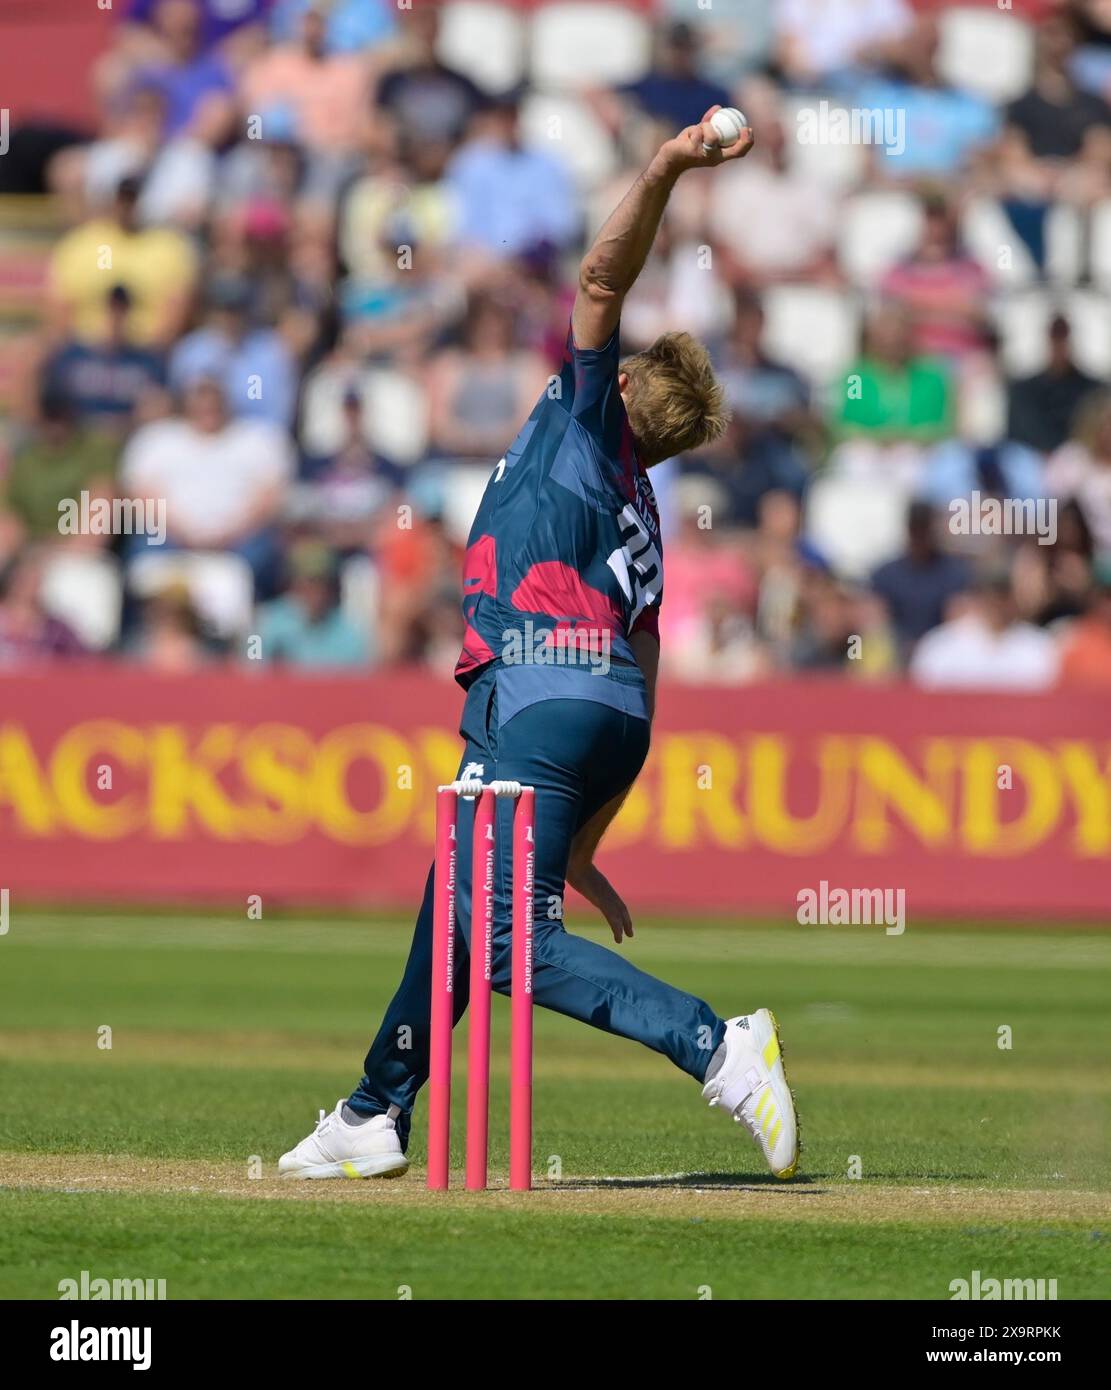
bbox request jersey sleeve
[561,322,626,456]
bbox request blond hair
[620,332,730,466]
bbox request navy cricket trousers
[349,666,725,1148]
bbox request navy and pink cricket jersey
[454,324,663,718]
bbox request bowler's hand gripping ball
[702,107,748,154]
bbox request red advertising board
[0,666,1107,919]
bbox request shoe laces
[313,1100,345,1137]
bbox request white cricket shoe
[278,1101,409,1179]
[702,1010,799,1179]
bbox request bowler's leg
[345,862,472,1150]
[347,772,482,1145]
[484,698,725,1081]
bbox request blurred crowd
[2,0,1111,691]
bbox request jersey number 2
[607,503,662,627]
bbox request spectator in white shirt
[121,374,294,596]
[775,0,914,84]
[910,570,1060,691]
[707,115,837,282]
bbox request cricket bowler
[280,109,799,1183]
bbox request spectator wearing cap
[871,500,971,663]
[256,539,371,669]
[47,175,198,349]
[42,285,166,437]
[120,375,294,595]
[445,91,579,262]
[169,275,298,426]
[1058,557,1111,688]
[910,568,1059,690]
[1007,315,1102,456]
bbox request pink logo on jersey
[511,561,623,639]
[462,534,497,597]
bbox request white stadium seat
[300,366,429,465]
[782,96,869,194]
[1061,290,1111,376]
[837,190,924,288]
[761,286,861,388]
[440,462,494,546]
[39,551,122,651]
[962,197,1085,290]
[1089,198,1111,290]
[530,4,652,89]
[1044,203,1085,288]
[991,289,1056,375]
[128,551,255,638]
[437,2,526,95]
[936,7,1035,104]
[957,359,1008,448]
[993,289,1111,378]
[339,554,380,636]
[961,198,1038,289]
[804,474,909,580]
[519,91,620,190]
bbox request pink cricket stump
[465,788,496,1190]
[427,786,458,1190]
[510,787,536,1191]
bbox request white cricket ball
[709,107,747,149]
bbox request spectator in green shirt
[838,305,953,444]
[2,392,118,543]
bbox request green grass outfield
[1,910,1108,1299]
